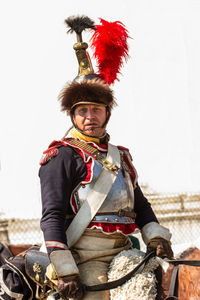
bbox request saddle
[25,250,50,287]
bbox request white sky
[0,0,200,217]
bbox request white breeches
[71,229,132,300]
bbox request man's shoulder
[117,145,133,160]
[39,138,76,166]
[116,144,137,185]
[117,145,130,152]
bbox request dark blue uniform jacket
[39,145,158,256]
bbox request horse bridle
[165,258,200,300]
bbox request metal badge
[33,262,42,282]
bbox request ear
[71,109,76,122]
[70,110,76,127]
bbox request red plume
[90,18,129,85]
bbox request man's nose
[86,109,95,119]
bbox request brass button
[80,61,86,67]
[115,218,119,222]
[104,217,109,221]
[93,217,96,221]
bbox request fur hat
[59,79,115,114]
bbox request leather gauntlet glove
[57,274,83,300]
[147,237,174,259]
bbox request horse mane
[177,246,198,259]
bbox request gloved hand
[57,274,83,300]
[147,237,174,259]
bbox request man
[38,16,173,300]
[0,16,173,300]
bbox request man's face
[73,104,107,137]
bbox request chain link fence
[6,218,43,245]
[136,188,200,253]
[0,189,200,254]
[148,192,200,244]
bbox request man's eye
[79,109,87,114]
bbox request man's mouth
[85,123,98,128]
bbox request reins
[167,258,200,267]
[84,254,200,300]
[52,253,200,299]
[84,251,155,292]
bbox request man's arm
[134,184,158,229]
[39,146,87,275]
[134,183,173,258]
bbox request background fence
[0,187,200,255]
[136,187,200,253]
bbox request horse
[0,242,33,265]
[160,247,200,300]
[0,242,200,300]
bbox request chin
[85,130,99,137]
[84,127,104,136]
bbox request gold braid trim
[63,138,119,174]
